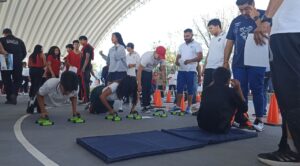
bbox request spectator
[27,45,46,114]
[202,18,227,89]
[137,46,167,113]
[79,36,94,103]
[21,62,30,94]
[126,42,140,77]
[0,28,27,104]
[172,28,203,114]
[46,46,61,78]
[223,0,266,131]
[255,0,300,164]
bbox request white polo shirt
[140,51,166,72]
[126,51,140,77]
[178,40,202,72]
[38,78,77,107]
[206,32,227,69]
[271,0,300,35]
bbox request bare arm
[175,54,181,66]
[223,40,234,69]
[0,43,7,55]
[100,87,114,114]
[254,0,284,45]
[184,52,203,64]
[265,0,283,18]
[137,65,144,92]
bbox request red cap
[155,46,166,59]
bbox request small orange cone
[166,91,172,103]
[153,90,159,105]
[180,95,185,112]
[265,93,281,126]
[155,90,163,108]
[196,92,201,103]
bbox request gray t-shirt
[140,51,166,72]
[38,78,77,107]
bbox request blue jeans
[232,66,266,118]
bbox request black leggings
[29,67,44,98]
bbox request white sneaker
[253,119,264,132]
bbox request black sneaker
[258,150,300,166]
[141,107,151,114]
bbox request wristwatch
[253,16,260,21]
[261,15,272,24]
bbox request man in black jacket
[0,28,27,104]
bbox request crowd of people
[0,0,299,165]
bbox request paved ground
[0,95,281,166]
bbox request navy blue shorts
[177,71,196,95]
[107,72,127,82]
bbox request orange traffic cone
[180,95,185,112]
[166,91,172,103]
[265,93,281,126]
[153,90,159,105]
[154,90,163,108]
[196,92,201,103]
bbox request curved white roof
[0,0,148,54]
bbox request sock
[288,139,299,153]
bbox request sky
[94,0,270,69]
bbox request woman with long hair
[106,32,127,82]
[105,32,128,112]
[27,44,46,114]
[46,46,61,78]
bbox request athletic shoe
[185,107,192,114]
[141,107,151,114]
[253,119,264,132]
[239,121,257,132]
[232,122,240,128]
[258,150,300,166]
[170,106,181,112]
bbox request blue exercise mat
[77,130,206,163]
[161,126,258,144]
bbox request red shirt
[66,51,81,74]
[47,54,61,77]
[28,54,44,68]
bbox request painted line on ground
[14,114,59,166]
